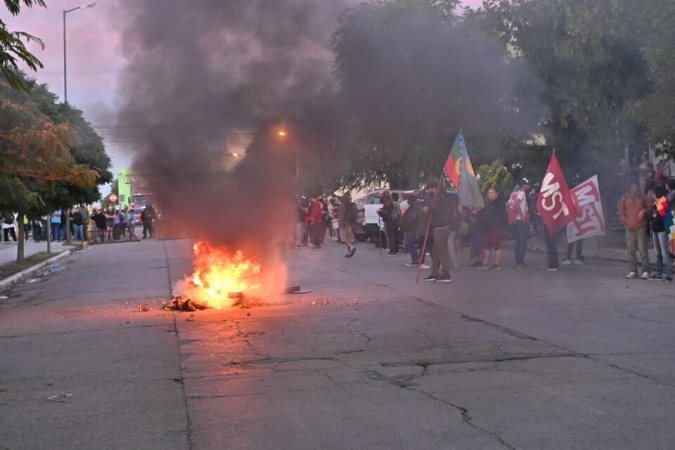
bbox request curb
[0,250,72,291]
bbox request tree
[331,0,538,189]
[631,0,675,160]
[483,0,652,180]
[0,74,108,261]
[1,0,46,90]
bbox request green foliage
[0,73,110,215]
[331,0,537,190]
[482,0,655,171]
[1,0,46,90]
[477,160,513,198]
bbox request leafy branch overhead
[1,0,46,90]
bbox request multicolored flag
[536,151,579,234]
[443,132,462,188]
[445,131,484,209]
[566,175,606,243]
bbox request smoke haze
[113,0,356,258]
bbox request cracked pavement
[1,238,675,449]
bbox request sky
[5,0,484,192]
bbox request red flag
[536,152,579,234]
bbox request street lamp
[62,2,95,245]
[63,2,96,104]
[277,128,300,179]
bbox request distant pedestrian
[31,219,42,242]
[378,191,399,255]
[478,187,507,269]
[128,208,137,239]
[50,210,62,241]
[71,207,84,241]
[618,182,650,279]
[307,195,324,248]
[562,240,584,265]
[22,215,30,242]
[648,185,672,282]
[90,209,107,243]
[400,194,419,266]
[338,192,357,257]
[2,211,17,242]
[507,179,531,268]
[423,181,454,283]
[141,204,156,239]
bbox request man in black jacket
[478,186,507,269]
[422,181,456,283]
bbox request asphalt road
[1,238,674,449]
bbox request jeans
[430,226,451,277]
[470,232,484,260]
[652,231,672,277]
[404,231,419,264]
[73,224,84,241]
[566,240,584,261]
[51,222,61,240]
[447,230,459,269]
[514,220,529,265]
[625,228,649,273]
[544,227,560,269]
[384,221,398,253]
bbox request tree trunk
[46,218,51,254]
[17,213,25,263]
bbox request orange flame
[175,241,262,309]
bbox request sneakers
[491,264,502,270]
[345,247,356,258]
[561,259,573,265]
[477,264,490,270]
[648,274,662,281]
[641,271,649,280]
[470,261,483,268]
[387,252,398,256]
[405,262,417,267]
[420,264,431,269]
[435,275,452,283]
[574,259,585,265]
[424,275,437,282]
[666,276,673,282]
[516,264,526,269]
[625,272,637,279]
[547,267,559,271]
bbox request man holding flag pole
[416,129,481,282]
[536,151,579,271]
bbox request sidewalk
[0,240,71,266]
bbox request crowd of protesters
[295,171,675,284]
[294,193,358,257]
[0,204,157,244]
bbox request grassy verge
[0,252,55,280]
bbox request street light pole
[278,128,300,180]
[63,3,95,104]
[63,2,95,245]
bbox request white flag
[566,175,606,243]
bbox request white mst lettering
[540,172,570,220]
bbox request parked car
[358,189,415,246]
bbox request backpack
[344,202,358,223]
[507,191,525,225]
[399,207,416,232]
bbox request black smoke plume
[113,0,357,256]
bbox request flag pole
[415,174,445,282]
[415,124,466,282]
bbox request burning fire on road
[170,241,285,310]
